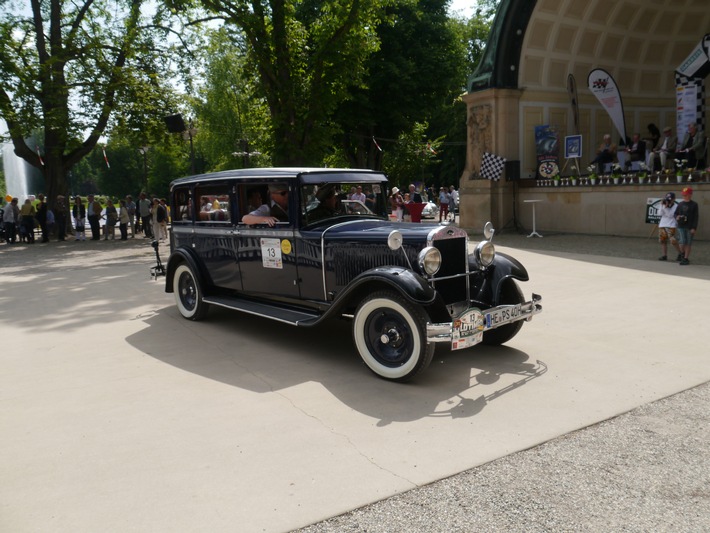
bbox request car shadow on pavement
[126,304,548,425]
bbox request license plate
[485,304,523,329]
[451,309,484,350]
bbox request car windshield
[301,182,387,225]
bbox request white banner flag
[587,68,627,144]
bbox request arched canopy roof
[469,0,710,98]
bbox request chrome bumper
[426,293,542,344]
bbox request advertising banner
[535,125,559,179]
[588,68,627,144]
[676,84,699,139]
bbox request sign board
[564,135,582,159]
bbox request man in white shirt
[350,185,366,204]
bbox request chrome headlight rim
[417,246,442,276]
[473,240,495,268]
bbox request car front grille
[431,231,468,306]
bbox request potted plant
[674,159,685,183]
[587,165,598,185]
[611,164,622,184]
[637,162,647,184]
[552,173,561,186]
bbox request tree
[188,0,385,166]
[0,0,183,209]
[192,27,273,171]
[333,0,467,174]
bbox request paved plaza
[1,231,709,532]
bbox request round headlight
[474,241,495,268]
[418,246,441,276]
[387,230,403,251]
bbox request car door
[236,181,300,299]
[193,182,242,291]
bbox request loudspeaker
[505,160,520,181]
[164,114,186,133]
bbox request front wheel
[352,291,434,382]
[173,263,210,320]
[481,280,525,345]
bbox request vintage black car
[161,168,542,382]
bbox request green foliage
[0,0,188,208]
[382,122,442,189]
[192,0,386,165]
[191,27,273,172]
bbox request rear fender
[165,247,210,294]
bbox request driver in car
[308,184,341,223]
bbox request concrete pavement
[1,233,709,532]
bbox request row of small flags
[371,136,437,155]
[34,145,111,168]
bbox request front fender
[327,266,440,316]
[490,251,529,304]
[165,247,210,294]
[470,251,530,305]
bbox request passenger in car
[241,184,289,226]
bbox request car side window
[173,187,193,223]
[239,182,291,226]
[195,185,231,223]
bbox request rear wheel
[352,291,434,382]
[481,281,525,345]
[173,263,209,320]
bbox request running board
[202,295,321,326]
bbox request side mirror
[483,221,495,241]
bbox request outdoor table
[524,199,543,238]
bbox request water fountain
[2,141,29,200]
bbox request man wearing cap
[675,187,699,266]
[648,127,677,171]
[657,192,681,261]
[241,183,289,226]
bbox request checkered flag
[481,152,507,181]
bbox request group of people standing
[657,186,699,266]
[389,184,458,223]
[2,191,168,245]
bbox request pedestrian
[55,195,67,241]
[438,187,450,222]
[125,195,136,238]
[86,194,101,240]
[657,192,681,261]
[72,195,86,241]
[390,187,404,222]
[153,198,168,241]
[137,192,152,238]
[35,193,49,242]
[675,187,699,265]
[118,199,129,240]
[104,198,118,240]
[19,198,36,243]
[3,197,20,244]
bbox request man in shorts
[657,192,681,261]
[675,187,699,266]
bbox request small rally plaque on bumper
[451,309,484,350]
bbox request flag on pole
[102,146,111,168]
[36,145,44,166]
[587,68,627,144]
[372,136,383,152]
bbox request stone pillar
[459,88,523,232]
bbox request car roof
[170,167,388,187]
